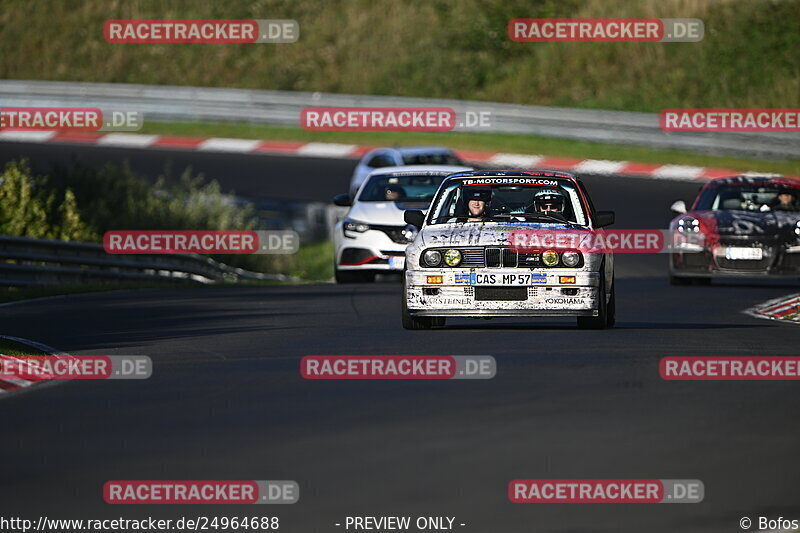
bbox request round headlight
[561,251,580,267]
[422,250,442,267]
[443,249,462,267]
[542,250,559,267]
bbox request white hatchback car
[348,146,465,197]
[333,165,472,283]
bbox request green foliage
[0,159,316,277]
[0,160,96,241]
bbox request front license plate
[388,256,405,269]
[725,247,763,260]
[471,273,532,285]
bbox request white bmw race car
[401,170,616,329]
[333,165,472,283]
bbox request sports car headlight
[795,220,800,238]
[561,251,580,267]
[443,249,462,267]
[343,219,370,236]
[422,249,442,267]
[677,217,700,233]
[542,250,559,267]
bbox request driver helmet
[533,189,565,213]
[463,188,492,203]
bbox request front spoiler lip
[411,309,597,317]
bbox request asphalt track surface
[1,141,800,533]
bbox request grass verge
[140,120,800,177]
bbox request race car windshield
[696,184,800,212]
[357,174,448,202]
[427,181,586,225]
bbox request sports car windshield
[358,174,448,202]
[428,180,587,225]
[696,184,800,212]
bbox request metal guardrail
[1,80,798,159]
[0,235,293,287]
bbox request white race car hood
[348,201,429,226]
[420,221,573,247]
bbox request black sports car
[669,176,800,284]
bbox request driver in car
[384,184,405,201]
[772,188,798,211]
[464,188,491,221]
[532,189,566,216]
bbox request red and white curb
[744,294,800,325]
[0,130,787,183]
[0,335,67,395]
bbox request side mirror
[404,210,425,229]
[670,200,687,214]
[594,210,615,228]
[333,193,352,207]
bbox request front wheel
[400,279,445,329]
[577,275,612,330]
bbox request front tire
[577,274,611,330]
[401,289,432,330]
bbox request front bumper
[335,228,409,271]
[671,244,800,278]
[405,268,600,317]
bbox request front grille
[460,248,485,267]
[485,247,518,268]
[373,225,412,244]
[474,287,528,301]
[485,248,501,267]
[716,257,772,271]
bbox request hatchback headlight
[343,219,370,236]
[422,249,442,267]
[542,250,559,267]
[443,249,462,267]
[561,251,580,267]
